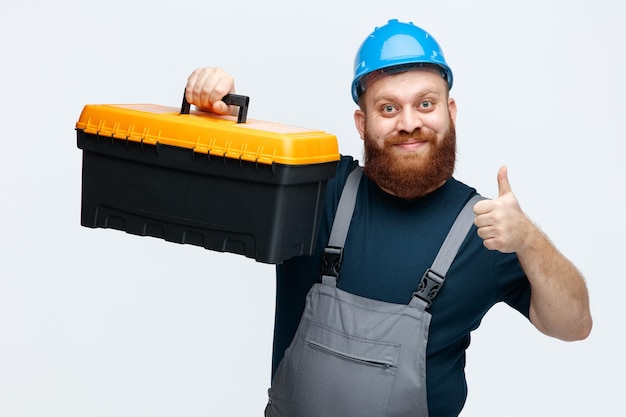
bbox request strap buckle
[321,246,343,280]
[413,268,445,308]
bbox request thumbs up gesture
[473,166,532,253]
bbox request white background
[1,1,623,415]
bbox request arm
[185,67,237,115]
[473,166,592,341]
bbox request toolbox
[76,92,340,264]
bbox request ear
[354,109,366,140]
[448,97,457,125]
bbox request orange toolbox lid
[75,93,340,166]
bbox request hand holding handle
[181,90,250,123]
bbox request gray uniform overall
[265,167,482,417]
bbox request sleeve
[495,251,532,320]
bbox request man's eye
[383,105,395,113]
[420,101,432,109]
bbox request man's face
[354,69,458,199]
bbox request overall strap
[411,194,485,309]
[320,166,484,309]
[320,166,363,285]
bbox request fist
[473,166,532,253]
[185,67,236,115]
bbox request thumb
[212,100,232,115]
[497,165,513,197]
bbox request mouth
[393,139,429,152]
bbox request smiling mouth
[393,140,429,151]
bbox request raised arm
[473,166,592,341]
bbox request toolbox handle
[181,90,249,123]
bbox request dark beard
[363,119,456,200]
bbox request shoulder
[322,155,361,212]
[329,155,361,189]
[445,177,480,203]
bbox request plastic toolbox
[76,93,340,264]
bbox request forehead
[364,68,448,97]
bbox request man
[186,19,591,417]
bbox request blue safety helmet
[352,19,453,104]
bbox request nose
[396,108,424,133]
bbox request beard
[363,117,456,200]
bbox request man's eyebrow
[372,94,399,104]
[372,89,442,104]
